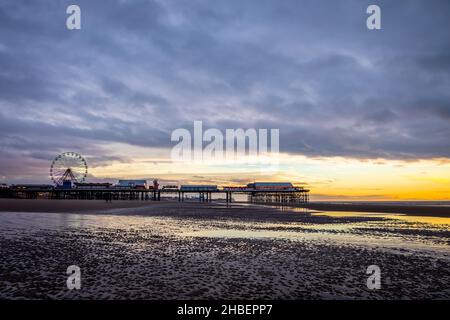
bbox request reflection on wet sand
[309,210,450,226]
[0,202,449,299]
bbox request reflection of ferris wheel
[50,152,88,186]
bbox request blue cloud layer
[0,0,449,180]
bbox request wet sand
[0,199,159,213]
[298,202,450,217]
[0,201,449,299]
[2,199,450,217]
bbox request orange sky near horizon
[86,144,450,201]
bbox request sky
[0,0,449,200]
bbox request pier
[0,184,309,204]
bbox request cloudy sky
[0,0,449,199]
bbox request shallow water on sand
[310,210,450,225]
[0,209,448,259]
[282,207,450,225]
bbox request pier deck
[0,188,309,204]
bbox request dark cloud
[0,0,449,181]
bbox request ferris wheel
[50,152,88,186]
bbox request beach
[1,199,449,216]
[0,198,160,213]
[0,199,449,299]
